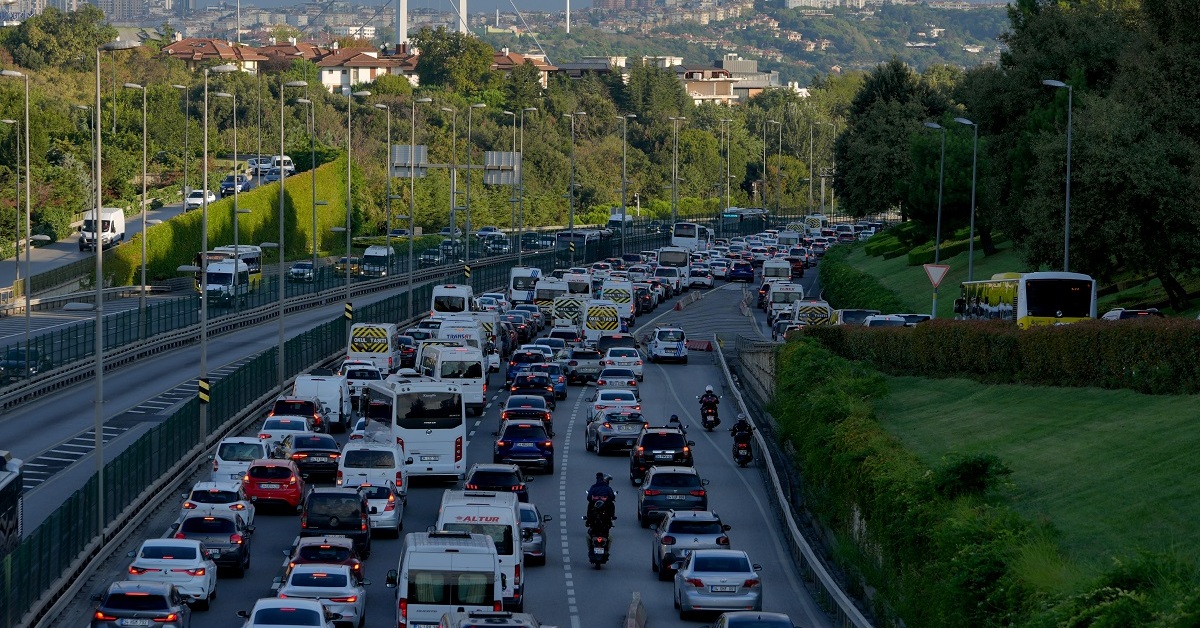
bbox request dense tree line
[833,0,1198,309]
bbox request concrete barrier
[624,592,647,628]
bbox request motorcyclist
[730,414,754,443]
[586,472,616,508]
[699,385,719,412]
[669,413,686,434]
[585,494,616,534]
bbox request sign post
[924,263,950,318]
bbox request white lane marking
[556,383,589,628]
[661,364,825,628]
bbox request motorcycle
[586,529,611,568]
[733,439,753,467]
[696,395,722,431]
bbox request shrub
[933,453,1013,499]
[907,236,979,266]
[817,246,910,313]
[863,233,908,258]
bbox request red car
[241,459,305,509]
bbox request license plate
[230,474,241,480]
[654,454,673,460]
[667,495,686,500]
[206,548,221,557]
[420,455,438,461]
[308,457,327,463]
[260,483,280,489]
[710,585,737,593]
[619,425,637,432]
[120,620,151,627]
[592,547,605,555]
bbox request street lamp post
[503,110,517,258]
[375,103,394,268]
[92,39,139,531]
[719,118,731,212]
[669,116,685,223]
[1,69,44,377]
[955,117,979,282]
[566,111,586,266]
[924,121,946,318]
[409,97,432,318]
[808,120,814,215]
[295,97,321,272]
[213,90,244,311]
[1043,79,1073,272]
[618,113,635,255]
[343,89,372,322]
[1,118,19,319]
[277,80,308,387]
[465,102,485,266]
[774,120,783,215]
[518,107,536,266]
[440,106,458,236]
[764,119,779,215]
[122,82,149,336]
[172,84,190,196]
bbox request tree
[368,74,413,96]
[411,27,496,95]
[503,60,542,111]
[5,5,117,71]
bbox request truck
[360,245,393,277]
[293,372,352,432]
[583,299,622,344]
[78,207,126,252]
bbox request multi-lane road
[40,271,831,627]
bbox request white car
[256,416,314,450]
[477,296,503,312]
[708,259,730,279]
[238,597,339,627]
[210,437,270,482]
[180,481,255,525]
[274,564,367,627]
[518,344,555,362]
[480,292,510,312]
[184,189,217,210]
[602,347,644,380]
[689,268,715,289]
[589,388,640,422]
[126,538,218,609]
[596,367,640,400]
[862,314,908,328]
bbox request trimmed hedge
[817,246,910,313]
[907,236,978,266]
[863,233,908,258]
[800,318,1200,395]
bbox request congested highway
[47,251,831,627]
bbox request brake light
[643,489,661,496]
[493,601,503,611]
[635,360,642,365]
[94,612,117,621]
[495,440,507,448]
[661,535,676,545]
[330,595,358,603]
[628,380,636,386]
[229,503,245,511]
[292,453,308,460]
[455,436,463,462]
[182,501,197,509]
[385,494,397,511]
[602,422,611,429]
[180,567,206,576]
[399,597,408,621]
[542,441,553,447]
[230,534,244,544]
[288,475,298,485]
[717,536,730,545]
[685,577,705,587]
[361,517,368,531]
[682,445,690,452]
[396,437,405,449]
[212,459,218,472]
[744,579,760,587]
[128,565,151,575]
[597,379,606,385]
[337,470,343,484]
[515,563,521,585]
[153,614,180,624]
[689,489,706,497]
[173,533,185,539]
[395,471,404,488]
[466,483,478,490]
[594,536,606,544]
[259,433,271,439]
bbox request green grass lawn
[876,375,1200,579]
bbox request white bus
[367,379,467,480]
[564,272,593,299]
[670,222,707,251]
[555,230,599,252]
[431,284,475,316]
[419,345,488,416]
[508,267,542,305]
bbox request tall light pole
[213,90,245,312]
[173,84,190,196]
[771,120,782,215]
[1,118,19,324]
[409,97,432,318]
[808,120,814,215]
[518,107,536,265]
[566,111,586,266]
[465,102,485,265]
[669,116,685,223]
[1,69,43,377]
[719,118,732,212]
[295,97,324,273]
[1043,79,1073,272]
[924,121,946,318]
[616,113,635,255]
[503,110,517,257]
[274,80,308,387]
[342,89,372,317]
[955,117,979,282]
[376,103,394,265]
[93,39,139,530]
[122,81,149,336]
[440,106,458,236]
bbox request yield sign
[924,263,951,288]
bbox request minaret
[566,0,570,33]
[397,0,408,47]
[459,0,468,32]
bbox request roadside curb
[624,592,647,628]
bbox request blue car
[529,363,568,400]
[506,350,545,384]
[728,261,755,282]
[493,419,554,474]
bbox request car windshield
[514,375,551,388]
[572,350,602,360]
[440,360,484,379]
[603,412,644,424]
[290,571,349,588]
[601,369,635,379]
[140,544,198,560]
[599,391,636,402]
[293,435,338,450]
[501,424,549,440]
[668,520,724,534]
[262,418,307,431]
[649,473,702,488]
[343,449,396,468]
[640,432,685,449]
[519,507,540,523]
[610,349,639,358]
[407,570,497,605]
[180,516,236,534]
[506,396,546,410]
[188,489,239,504]
[252,607,323,626]
[273,400,317,415]
[306,495,362,517]
[217,442,263,461]
[345,368,381,380]
[104,593,170,611]
[248,465,292,480]
[469,470,521,486]
[693,554,752,573]
[440,524,515,555]
[297,544,352,563]
[511,352,542,364]
[657,330,685,342]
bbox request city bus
[193,245,263,292]
[366,378,467,480]
[555,230,599,253]
[509,267,543,304]
[670,222,706,251]
[952,272,1097,329]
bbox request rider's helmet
[670,414,680,422]
[596,471,605,482]
[737,413,747,422]
[705,385,714,393]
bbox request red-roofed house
[492,48,556,88]
[161,38,268,72]
[316,48,403,93]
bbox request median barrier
[624,592,647,628]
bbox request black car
[502,314,533,343]
[509,374,557,410]
[629,426,695,485]
[0,347,53,382]
[273,433,341,483]
[502,394,553,432]
[635,287,654,314]
[418,248,445,268]
[90,581,192,628]
[299,487,372,558]
[464,463,532,503]
[520,232,543,249]
[397,335,418,368]
[174,511,253,576]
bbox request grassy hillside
[877,375,1200,585]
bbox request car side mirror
[272,576,283,587]
[649,524,658,532]
[722,524,732,531]
[281,549,290,557]
[526,476,534,482]
[753,563,763,571]
[701,479,710,486]
[126,550,136,558]
[406,457,414,465]
[385,569,398,587]
[245,525,255,533]
[362,579,372,586]
[670,562,683,571]
[543,514,553,522]
[687,441,696,447]
[237,610,250,619]
[491,431,499,436]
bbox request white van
[762,258,792,281]
[385,531,504,628]
[420,345,488,416]
[347,322,403,373]
[210,437,270,482]
[436,490,524,611]
[647,326,688,363]
[271,154,296,175]
[293,373,351,432]
[361,244,393,277]
[432,284,475,316]
[78,207,125,252]
[202,259,251,306]
[337,441,412,492]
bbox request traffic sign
[924,264,951,288]
[197,377,210,404]
[344,302,353,320]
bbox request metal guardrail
[713,338,873,628]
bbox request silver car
[672,549,763,619]
[275,564,368,627]
[585,410,648,455]
[650,510,732,580]
[519,502,553,566]
[595,368,640,400]
[359,481,405,537]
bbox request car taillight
[385,494,397,511]
[495,441,507,448]
[717,536,730,545]
[337,470,343,484]
[330,595,359,603]
[685,577,705,587]
[231,533,245,544]
[744,579,760,587]
[501,411,511,420]
[212,459,218,472]
[558,376,565,383]
[594,536,606,544]
[288,475,298,485]
[690,489,706,497]
[396,437,405,449]
[568,361,578,366]
[242,473,250,482]
[181,567,206,576]
[514,563,521,585]
[455,436,463,462]
[173,533,185,539]
[258,433,271,439]
[229,503,245,511]
[602,422,612,429]
[395,471,404,488]
[661,535,676,545]
[361,517,368,531]
[542,441,552,447]
[300,512,307,528]
[94,612,117,621]
[292,453,308,459]
[128,565,151,575]
[181,501,197,509]
[399,597,408,619]
[597,379,606,385]
[493,601,503,611]
[465,483,478,490]
[643,489,661,496]
[682,445,689,452]
[628,380,636,386]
